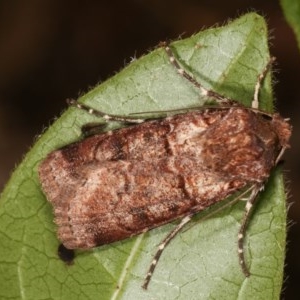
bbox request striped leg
[252,57,276,109]
[237,184,262,277]
[67,99,145,124]
[142,184,262,289]
[163,42,276,111]
[142,214,194,289]
[163,42,235,106]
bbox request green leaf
[0,13,286,299]
[280,0,300,50]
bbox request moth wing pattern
[39,108,266,249]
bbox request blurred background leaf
[280,0,300,50]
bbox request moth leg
[162,42,235,106]
[237,184,262,277]
[67,99,145,124]
[142,213,194,290]
[252,57,276,109]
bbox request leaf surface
[0,13,286,300]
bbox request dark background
[0,1,299,298]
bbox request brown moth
[38,44,291,289]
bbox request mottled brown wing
[39,107,282,249]
[52,159,243,249]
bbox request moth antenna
[66,98,145,124]
[252,57,276,109]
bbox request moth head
[271,113,292,149]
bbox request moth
[38,43,291,289]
